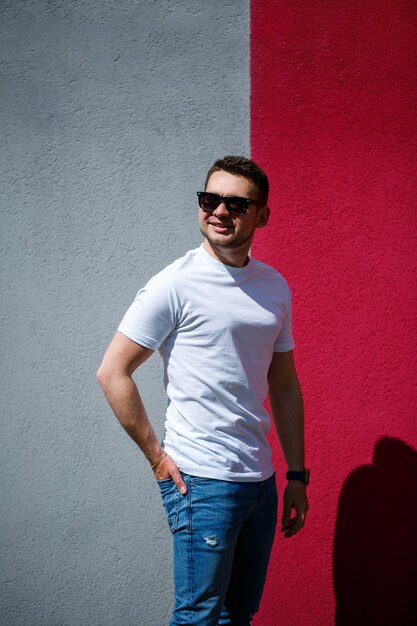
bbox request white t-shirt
[118,244,295,481]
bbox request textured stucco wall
[251,1,417,625]
[0,2,249,624]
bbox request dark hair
[204,155,269,206]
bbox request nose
[212,201,230,218]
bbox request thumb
[282,495,292,527]
[171,466,187,495]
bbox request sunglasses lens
[227,197,249,216]
[198,193,220,212]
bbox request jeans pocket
[158,479,180,533]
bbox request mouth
[209,222,234,233]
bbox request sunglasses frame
[197,191,254,217]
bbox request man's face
[199,170,269,250]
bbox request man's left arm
[268,350,309,538]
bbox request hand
[153,453,188,495]
[281,481,308,538]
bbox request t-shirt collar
[197,243,252,276]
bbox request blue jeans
[158,472,278,626]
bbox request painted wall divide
[250,1,417,625]
[1,2,416,625]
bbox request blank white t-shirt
[118,244,295,481]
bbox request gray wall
[0,2,249,624]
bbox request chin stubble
[199,227,253,249]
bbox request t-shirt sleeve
[273,286,295,353]
[117,273,179,350]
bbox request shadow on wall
[333,438,417,626]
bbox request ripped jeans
[158,472,278,626]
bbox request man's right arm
[96,331,187,494]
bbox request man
[97,156,309,626]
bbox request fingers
[154,455,187,495]
[280,483,309,538]
[281,509,307,539]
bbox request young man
[97,156,309,626]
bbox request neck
[203,240,250,268]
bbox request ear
[256,206,270,228]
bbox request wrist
[150,451,167,472]
[147,445,165,467]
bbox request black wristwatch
[286,469,310,485]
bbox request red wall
[251,2,417,624]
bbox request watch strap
[286,469,310,485]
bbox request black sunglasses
[197,192,254,217]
